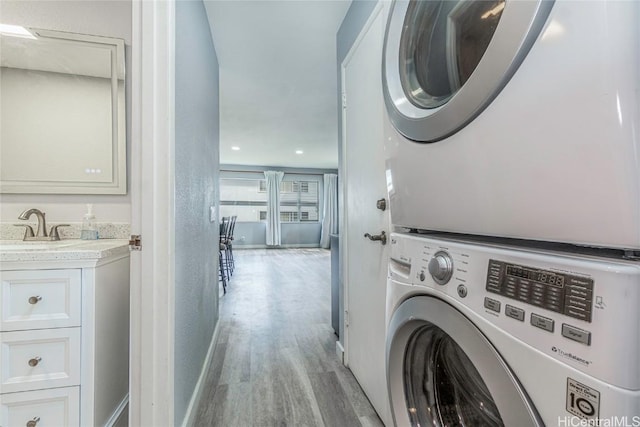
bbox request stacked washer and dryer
[381,0,640,425]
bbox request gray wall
[174,1,220,425]
[234,222,322,247]
[336,0,379,347]
[0,0,132,223]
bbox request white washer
[382,0,640,250]
[385,232,640,426]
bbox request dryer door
[386,296,542,426]
[382,0,553,142]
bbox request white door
[341,3,391,425]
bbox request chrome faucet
[17,208,69,241]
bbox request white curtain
[264,170,284,246]
[320,173,338,248]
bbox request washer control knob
[419,271,426,282]
[457,285,468,298]
[428,251,453,285]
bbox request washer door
[383,0,554,142]
[386,297,542,426]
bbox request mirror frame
[0,28,127,194]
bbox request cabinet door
[1,328,81,393]
[0,386,79,427]
[1,269,81,331]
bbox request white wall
[173,1,220,425]
[0,0,132,223]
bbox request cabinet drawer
[0,386,79,427]
[1,269,81,331]
[1,328,81,394]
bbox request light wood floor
[194,248,384,427]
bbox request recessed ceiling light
[295,150,304,155]
[0,24,36,39]
[231,146,240,151]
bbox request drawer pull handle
[28,296,42,305]
[28,357,42,367]
[26,416,40,427]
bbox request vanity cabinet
[0,242,129,427]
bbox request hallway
[194,249,384,426]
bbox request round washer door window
[385,296,542,426]
[383,0,554,142]
[404,324,504,426]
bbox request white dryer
[382,0,640,250]
[385,232,640,425]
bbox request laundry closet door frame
[130,0,176,425]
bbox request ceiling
[204,0,351,169]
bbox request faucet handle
[49,224,70,240]
[14,224,35,240]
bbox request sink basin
[0,240,80,251]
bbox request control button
[457,285,468,298]
[505,305,525,321]
[564,307,591,322]
[428,251,453,285]
[562,324,591,346]
[568,277,593,288]
[531,313,554,332]
[484,297,501,313]
[565,297,589,310]
[419,271,426,282]
[566,286,593,299]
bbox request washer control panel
[486,259,594,323]
[389,232,640,390]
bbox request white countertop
[0,239,130,263]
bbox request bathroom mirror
[0,27,126,194]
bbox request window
[220,178,267,221]
[220,177,320,223]
[280,180,319,222]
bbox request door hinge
[129,234,142,251]
[345,310,349,327]
[342,92,347,109]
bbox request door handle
[364,231,387,245]
[376,198,387,211]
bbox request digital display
[506,265,565,287]
[487,259,593,323]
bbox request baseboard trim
[336,340,345,365]
[105,394,129,427]
[180,321,221,427]
[235,243,321,249]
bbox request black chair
[226,215,237,275]
[219,217,230,293]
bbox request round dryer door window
[383,0,554,142]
